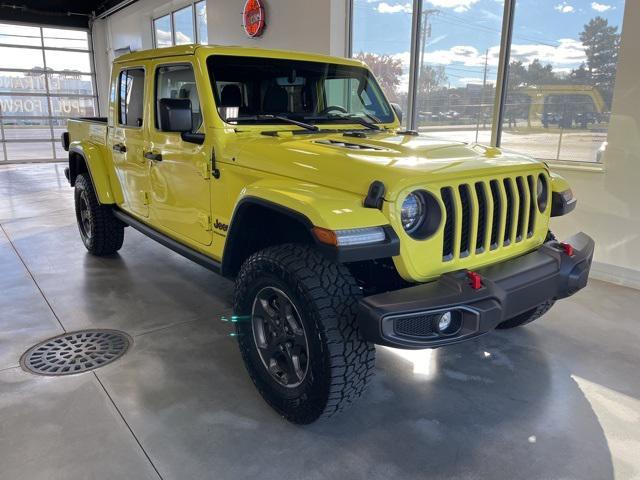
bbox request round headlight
[537,174,548,212]
[401,192,426,234]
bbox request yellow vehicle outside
[517,84,606,127]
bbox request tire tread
[75,173,124,256]
[234,244,375,423]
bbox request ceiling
[0,0,137,28]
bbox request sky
[352,0,626,89]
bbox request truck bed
[67,118,108,148]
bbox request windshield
[207,55,395,126]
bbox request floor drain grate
[21,329,131,376]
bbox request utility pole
[476,48,489,143]
[418,9,438,73]
[409,5,438,128]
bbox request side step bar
[112,209,222,274]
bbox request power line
[437,11,559,47]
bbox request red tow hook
[560,242,575,257]
[467,271,483,290]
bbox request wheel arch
[68,142,118,204]
[221,197,317,278]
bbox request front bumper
[358,232,594,349]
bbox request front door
[109,67,150,218]
[147,62,212,246]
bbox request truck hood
[227,130,544,200]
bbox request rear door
[109,67,150,218]
[146,60,212,245]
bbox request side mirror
[390,103,403,123]
[157,98,192,133]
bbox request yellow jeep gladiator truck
[63,44,593,424]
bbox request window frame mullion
[406,0,423,131]
[490,0,517,147]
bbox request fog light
[437,311,452,332]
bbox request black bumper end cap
[551,190,577,217]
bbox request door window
[155,64,202,131]
[118,68,145,127]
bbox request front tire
[233,244,375,424]
[74,173,124,256]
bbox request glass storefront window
[47,74,95,95]
[44,50,92,73]
[154,15,173,48]
[5,141,54,162]
[502,1,625,164]
[50,97,97,118]
[154,2,208,48]
[0,24,41,47]
[350,0,625,167]
[351,0,413,125]
[2,118,52,140]
[0,72,48,94]
[0,23,97,163]
[42,28,89,50]
[173,6,195,44]
[196,1,208,44]
[414,3,504,143]
[0,46,44,70]
[0,95,50,116]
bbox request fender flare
[549,171,577,217]
[220,182,399,277]
[69,142,117,204]
[549,171,571,194]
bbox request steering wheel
[320,105,348,115]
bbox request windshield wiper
[226,114,319,131]
[324,113,381,130]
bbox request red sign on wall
[243,0,266,38]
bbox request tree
[507,59,558,89]
[569,63,591,84]
[507,60,528,89]
[415,65,448,114]
[354,52,403,103]
[505,59,559,128]
[526,60,557,85]
[417,64,447,96]
[578,16,621,107]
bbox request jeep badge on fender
[214,219,228,232]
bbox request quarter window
[118,69,145,127]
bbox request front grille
[441,187,455,260]
[441,174,541,261]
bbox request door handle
[144,151,162,162]
[112,143,127,153]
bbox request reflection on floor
[1,163,639,480]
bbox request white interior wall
[206,0,348,56]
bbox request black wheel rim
[78,190,92,240]
[251,286,309,388]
